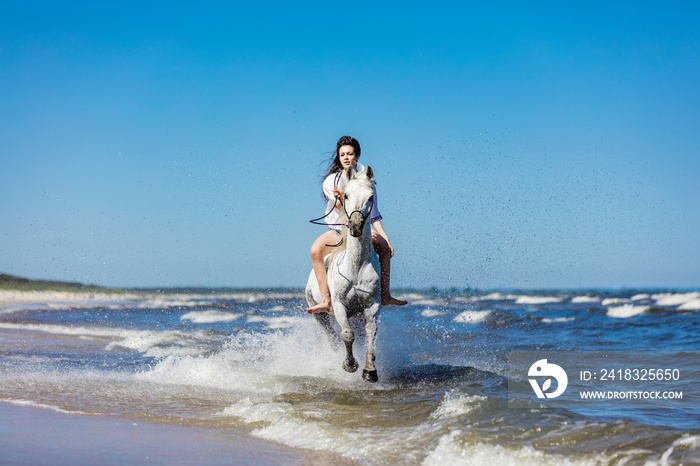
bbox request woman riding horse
[306,135,407,314]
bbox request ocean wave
[180,310,242,323]
[658,435,700,464]
[137,319,361,393]
[678,298,700,311]
[469,293,517,302]
[571,296,599,304]
[411,298,445,306]
[453,310,492,324]
[515,296,563,305]
[631,294,651,301]
[0,322,217,357]
[421,309,448,318]
[246,315,299,329]
[0,290,304,313]
[423,430,601,466]
[136,353,277,392]
[601,298,628,306]
[219,388,608,465]
[219,399,363,459]
[541,317,575,323]
[430,391,487,419]
[653,292,700,307]
[606,305,650,319]
[219,397,440,464]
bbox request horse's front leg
[362,301,381,383]
[332,301,358,373]
[313,312,341,350]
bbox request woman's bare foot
[381,296,407,306]
[306,300,334,314]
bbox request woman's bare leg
[372,232,408,306]
[306,230,341,313]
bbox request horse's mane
[328,170,375,265]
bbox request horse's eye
[344,193,348,199]
[369,195,374,202]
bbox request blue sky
[1,1,698,289]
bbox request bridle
[343,194,374,231]
[309,178,374,247]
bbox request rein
[308,186,374,248]
[308,203,346,248]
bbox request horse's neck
[343,228,373,268]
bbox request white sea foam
[431,391,486,419]
[421,309,447,317]
[571,296,599,303]
[138,318,361,393]
[411,298,445,306]
[221,400,364,461]
[136,352,276,392]
[0,397,95,416]
[541,317,575,323]
[180,310,242,323]
[515,296,563,305]
[220,397,441,464]
[0,290,303,312]
[653,292,700,307]
[631,294,651,301]
[606,305,650,319]
[246,315,298,329]
[453,310,492,324]
[659,435,700,465]
[602,298,628,306]
[0,322,217,357]
[219,399,344,453]
[469,292,518,302]
[423,430,600,466]
[396,293,425,302]
[678,298,700,311]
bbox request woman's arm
[323,173,344,210]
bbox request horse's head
[342,165,375,238]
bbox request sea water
[1,289,699,465]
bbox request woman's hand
[332,188,343,209]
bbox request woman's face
[338,145,358,170]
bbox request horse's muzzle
[348,211,365,237]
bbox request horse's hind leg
[332,301,358,373]
[362,302,380,383]
[313,312,341,350]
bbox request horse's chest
[332,262,380,309]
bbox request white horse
[305,166,382,383]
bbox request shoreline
[0,289,304,311]
[0,289,145,308]
[0,402,358,465]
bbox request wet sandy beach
[0,403,356,465]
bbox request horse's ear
[346,165,356,180]
[365,165,374,182]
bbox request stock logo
[528,359,568,399]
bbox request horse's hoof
[362,369,378,383]
[343,359,359,373]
